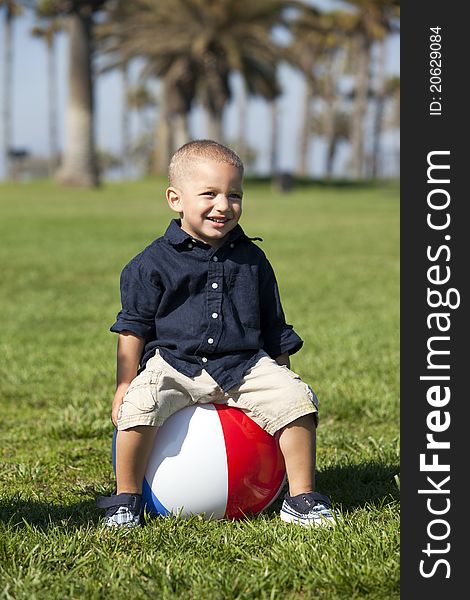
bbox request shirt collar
[164,219,190,246]
[164,219,251,247]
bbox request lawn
[0,178,399,599]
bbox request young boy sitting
[97,140,337,528]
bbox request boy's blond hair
[168,140,244,187]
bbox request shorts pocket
[124,368,161,412]
[279,365,319,410]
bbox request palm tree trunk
[172,113,190,150]
[121,62,130,177]
[322,50,343,180]
[269,99,279,176]
[371,38,386,178]
[350,33,371,180]
[47,35,59,176]
[326,133,339,178]
[57,13,99,187]
[237,78,248,161]
[323,103,336,179]
[3,6,13,179]
[297,77,314,176]
[207,110,223,142]
[154,79,171,174]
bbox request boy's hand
[111,384,130,427]
[275,352,290,368]
[111,331,145,427]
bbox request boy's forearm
[275,352,290,368]
[116,331,145,389]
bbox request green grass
[0,178,399,599]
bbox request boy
[97,140,337,528]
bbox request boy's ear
[166,187,182,214]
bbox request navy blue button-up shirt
[110,219,303,391]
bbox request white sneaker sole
[280,510,337,527]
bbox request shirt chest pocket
[228,272,260,329]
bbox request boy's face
[166,159,243,248]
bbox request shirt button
[187,243,193,249]
[207,338,214,344]
[211,312,218,319]
[211,282,218,289]
[202,357,208,363]
[212,256,218,262]
[230,243,235,248]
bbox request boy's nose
[215,194,230,211]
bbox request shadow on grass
[0,497,101,530]
[321,460,399,508]
[1,461,398,529]
[266,460,400,515]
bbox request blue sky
[0,1,399,179]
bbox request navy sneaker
[96,493,144,528]
[280,491,339,527]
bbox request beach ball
[112,404,286,519]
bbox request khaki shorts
[117,350,318,435]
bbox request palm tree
[318,47,350,178]
[126,84,156,173]
[31,7,63,175]
[58,7,97,186]
[268,99,279,176]
[311,108,350,178]
[98,0,295,173]
[370,36,385,177]
[40,1,108,188]
[95,1,191,171]
[1,0,23,180]
[342,0,400,178]
[370,30,399,177]
[383,75,400,129]
[94,0,139,177]
[285,7,348,176]
[284,8,320,176]
[381,74,400,176]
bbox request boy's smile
[166,159,243,248]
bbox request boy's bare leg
[278,414,316,496]
[115,426,158,494]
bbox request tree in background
[126,84,157,174]
[97,0,295,174]
[311,108,350,178]
[342,0,400,179]
[2,0,400,182]
[384,74,399,129]
[32,1,63,176]
[1,0,24,180]
[369,15,400,177]
[96,1,193,172]
[284,4,321,176]
[381,74,400,175]
[286,6,350,176]
[95,0,141,177]
[285,0,399,179]
[38,0,108,188]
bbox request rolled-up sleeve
[110,254,162,342]
[259,258,303,358]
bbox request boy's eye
[199,191,242,200]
